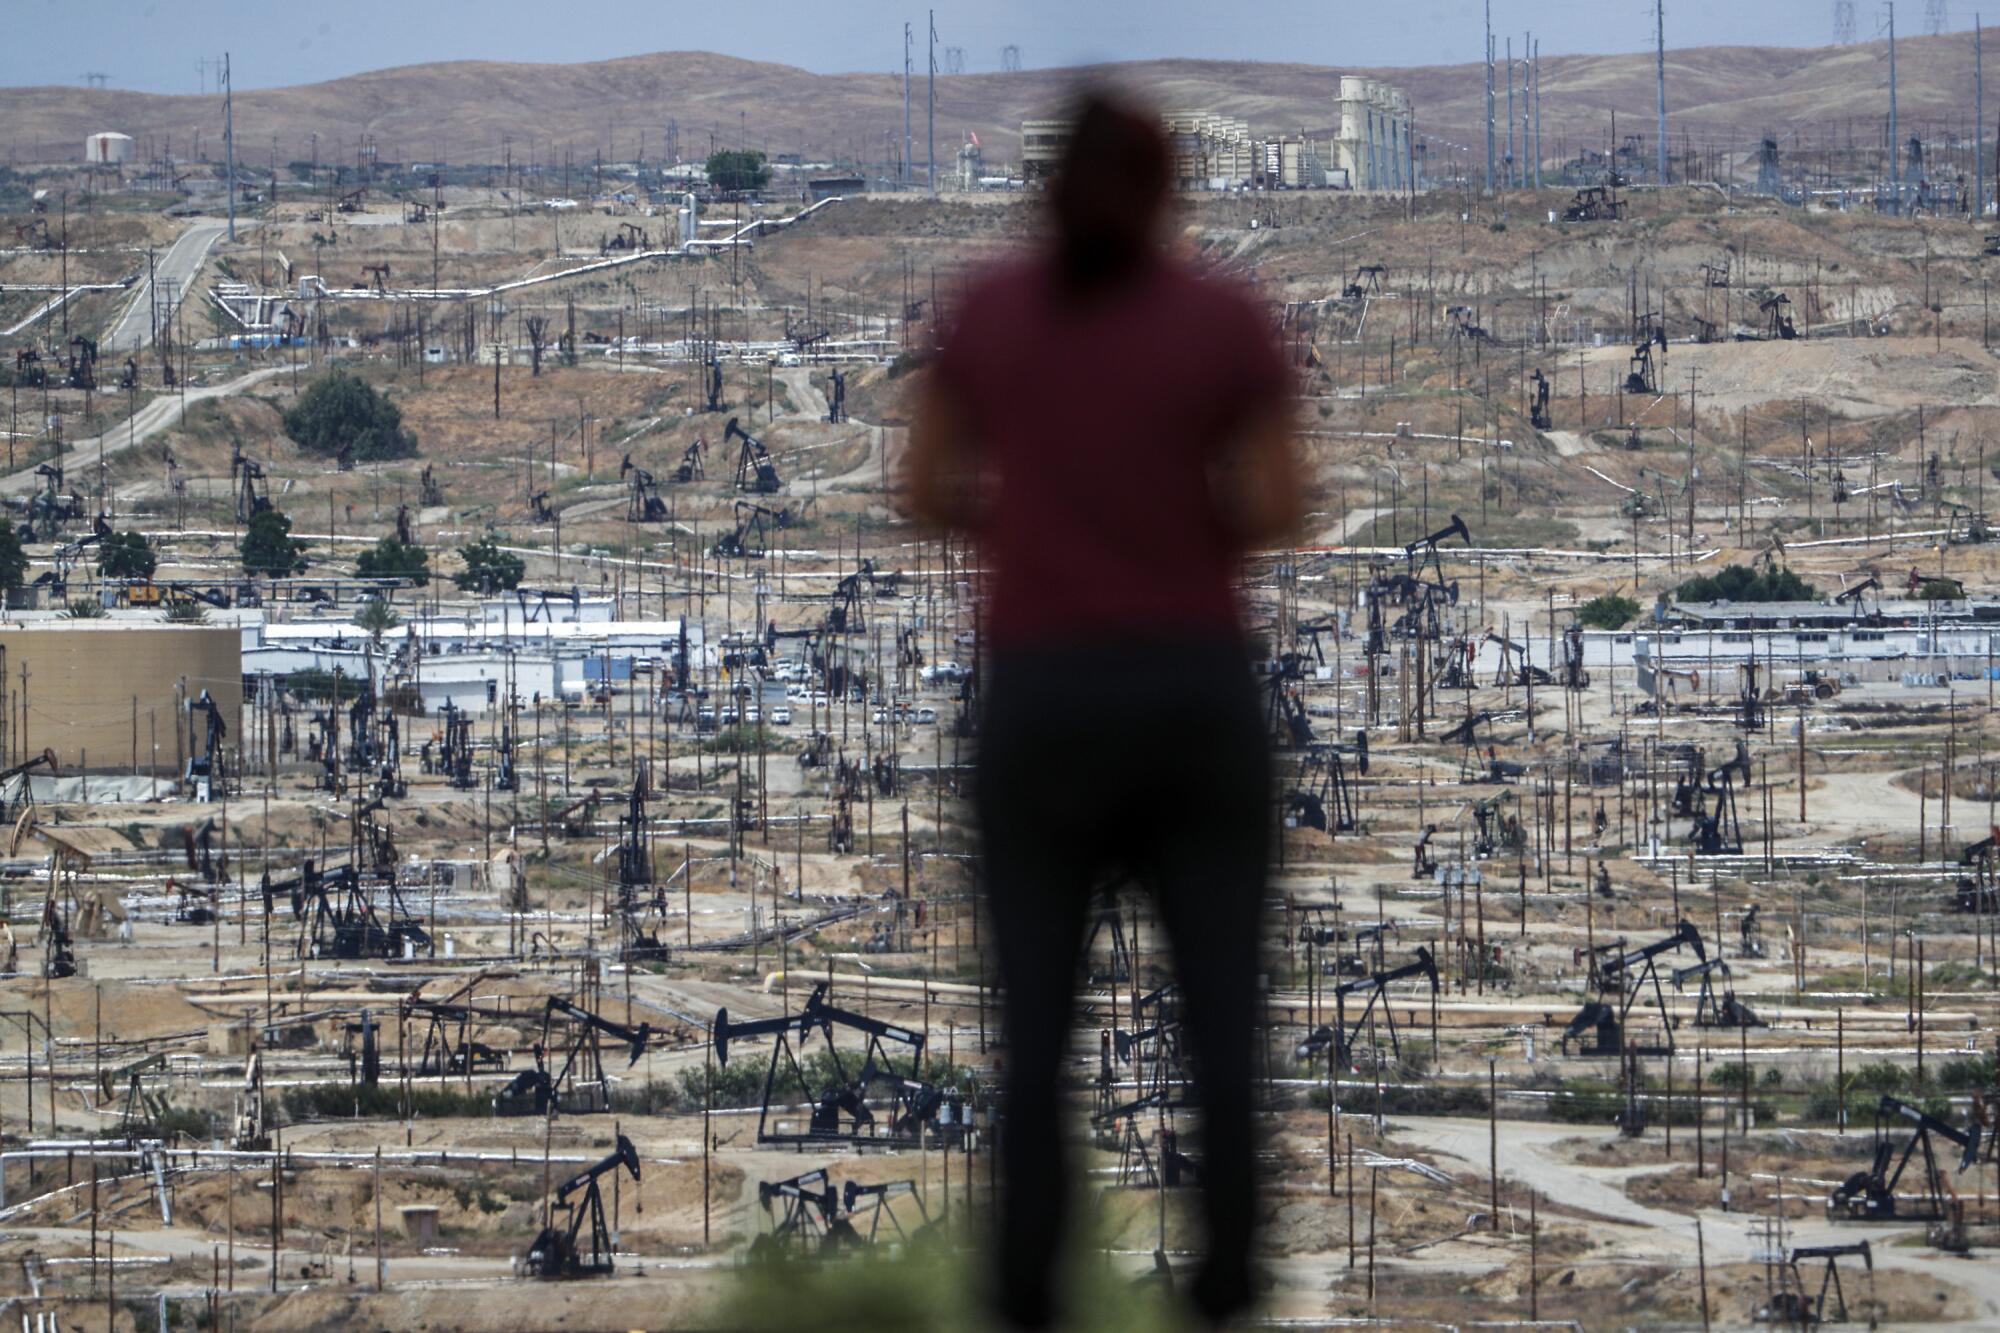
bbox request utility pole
[1533,38,1544,190]
[224,52,236,242]
[1889,1,1900,213]
[928,10,937,196]
[903,22,913,188]
[1506,37,1515,189]
[1978,17,1985,227]
[1484,0,1496,192]
[1655,1,1668,187]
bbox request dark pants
[976,637,1270,1327]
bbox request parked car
[771,705,792,726]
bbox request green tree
[241,509,309,577]
[1916,577,1965,601]
[1675,563,1818,604]
[1575,593,1641,630]
[453,536,525,593]
[705,149,771,193]
[0,520,26,593]
[282,370,418,463]
[96,530,157,581]
[353,597,401,645]
[355,536,430,586]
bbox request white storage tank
[85,131,133,166]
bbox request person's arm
[1213,401,1307,548]
[902,375,986,535]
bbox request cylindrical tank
[85,131,133,166]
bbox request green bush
[241,509,308,577]
[0,520,24,592]
[706,149,771,193]
[453,536,525,593]
[1575,593,1640,630]
[97,529,156,580]
[283,371,417,462]
[1676,563,1817,603]
[354,536,430,586]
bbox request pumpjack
[702,355,724,413]
[1283,733,1368,833]
[285,861,430,960]
[752,1169,850,1258]
[1559,623,1590,690]
[673,437,706,483]
[620,455,668,522]
[1828,1096,1981,1223]
[712,501,788,559]
[1562,920,1704,1056]
[495,995,653,1117]
[1528,368,1553,430]
[1294,946,1439,1072]
[406,1000,510,1077]
[185,690,228,801]
[711,982,940,1146]
[1688,738,1749,856]
[1562,184,1626,222]
[1759,292,1798,341]
[1404,514,1470,587]
[1341,264,1387,301]
[1672,956,1763,1029]
[523,1134,641,1278]
[726,416,782,493]
[419,464,444,507]
[1761,1241,1872,1330]
[825,367,847,423]
[0,748,57,824]
[1625,342,1658,396]
[528,490,555,522]
[437,701,476,789]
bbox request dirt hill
[0,32,1981,169]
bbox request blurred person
[904,90,1304,1329]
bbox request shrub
[0,520,23,591]
[1576,593,1640,630]
[1675,563,1817,603]
[453,537,525,593]
[706,149,771,193]
[354,536,430,586]
[282,371,417,462]
[241,509,308,577]
[97,529,156,580]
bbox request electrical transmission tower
[1927,0,1948,33]
[1001,44,1022,72]
[945,45,965,74]
[1833,0,1856,42]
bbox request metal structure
[711,982,938,1146]
[1828,1096,1982,1223]
[620,454,668,522]
[1294,946,1438,1072]
[523,1134,641,1278]
[495,996,652,1117]
[726,416,783,493]
[1563,921,1704,1056]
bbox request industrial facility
[0,10,1998,1332]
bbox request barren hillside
[0,31,1985,168]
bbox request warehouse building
[0,622,242,773]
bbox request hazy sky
[0,0,1949,92]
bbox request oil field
[2,7,2000,1331]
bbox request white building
[1333,78,1411,191]
[85,131,133,167]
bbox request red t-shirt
[934,255,1289,649]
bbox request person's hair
[1049,92,1171,297]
